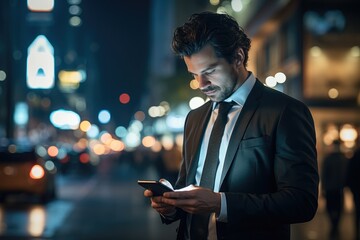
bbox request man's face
[184,44,241,102]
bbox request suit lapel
[220,80,264,186]
[186,102,212,185]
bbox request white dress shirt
[195,72,256,239]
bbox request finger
[156,207,176,215]
[151,201,175,213]
[152,202,166,209]
[180,207,198,214]
[144,189,153,197]
[162,197,196,208]
[151,200,167,208]
[150,196,164,204]
[161,199,202,214]
[163,190,195,199]
[153,204,172,210]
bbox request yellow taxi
[0,141,57,203]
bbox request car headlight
[29,164,45,179]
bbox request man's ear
[235,48,245,66]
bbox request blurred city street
[0,154,357,240]
[0,0,359,239]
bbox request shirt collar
[212,72,256,109]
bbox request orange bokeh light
[47,146,58,157]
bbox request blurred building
[237,0,360,163]
[0,0,87,142]
[0,1,152,147]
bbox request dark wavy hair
[172,11,251,66]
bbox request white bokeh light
[275,72,286,83]
[189,96,205,109]
[265,76,277,88]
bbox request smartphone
[137,180,173,196]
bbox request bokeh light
[340,124,358,142]
[109,140,124,152]
[209,0,220,6]
[79,152,90,164]
[275,72,286,83]
[80,120,91,132]
[69,16,81,26]
[189,97,205,109]
[47,145,58,157]
[310,46,322,57]
[328,88,339,99]
[134,111,145,121]
[87,124,99,138]
[0,70,6,81]
[119,93,130,104]
[142,136,156,148]
[98,110,111,124]
[27,207,45,237]
[100,132,113,144]
[265,76,277,87]
[190,79,199,89]
[231,0,243,12]
[115,126,127,138]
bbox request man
[144,12,319,240]
[321,140,347,237]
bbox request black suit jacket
[165,80,319,240]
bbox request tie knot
[218,101,234,116]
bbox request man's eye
[205,69,215,75]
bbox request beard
[201,81,237,102]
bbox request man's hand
[161,187,221,215]
[144,189,176,215]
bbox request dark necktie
[190,101,233,240]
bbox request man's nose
[197,75,210,88]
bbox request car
[0,141,57,203]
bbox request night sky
[80,1,151,127]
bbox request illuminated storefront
[244,0,359,162]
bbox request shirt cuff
[160,208,177,221]
[216,192,228,222]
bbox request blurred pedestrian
[346,145,360,240]
[143,11,318,239]
[321,140,347,238]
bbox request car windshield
[0,150,37,163]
